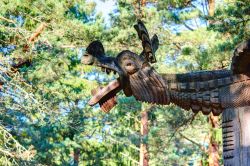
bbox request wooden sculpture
[81,20,250,165]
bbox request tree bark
[207,0,215,16]
[73,149,80,166]
[222,107,250,165]
[23,22,47,52]
[208,114,220,166]
[207,0,215,25]
[140,105,150,166]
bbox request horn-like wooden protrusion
[134,20,158,63]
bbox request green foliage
[210,0,250,41]
[0,0,248,165]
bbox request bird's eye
[127,63,132,66]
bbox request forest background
[0,0,249,165]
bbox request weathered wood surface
[222,107,250,165]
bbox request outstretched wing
[231,39,250,74]
[129,65,170,105]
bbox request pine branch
[0,16,16,24]
[0,125,34,161]
[27,23,47,43]
[10,22,47,71]
[178,132,205,152]
[166,113,197,145]
[23,22,47,52]
[120,152,139,164]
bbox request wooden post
[222,106,250,165]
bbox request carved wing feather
[129,67,170,105]
[231,39,250,74]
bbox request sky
[92,0,117,22]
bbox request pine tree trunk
[73,148,80,166]
[222,107,250,165]
[207,0,215,16]
[208,115,220,166]
[140,106,149,166]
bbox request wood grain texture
[164,73,250,115]
[222,107,250,166]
